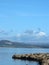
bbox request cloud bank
[0,29,49,43]
[14,30,47,43]
[16,30,46,37]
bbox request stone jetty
[12,53,49,65]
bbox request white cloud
[16,31,46,38]
[37,32,46,36]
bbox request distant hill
[0,40,36,48]
[0,40,49,48]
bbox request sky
[0,0,49,37]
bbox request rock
[12,53,49,65]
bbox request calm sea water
[0,47,49,65]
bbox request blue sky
[0,0,49,37]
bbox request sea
[0,47,49,65]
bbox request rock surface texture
[12,53,49,65]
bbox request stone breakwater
[12,53,49,65]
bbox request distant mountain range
[0,40,49,48]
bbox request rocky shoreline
[12,53,49,65]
